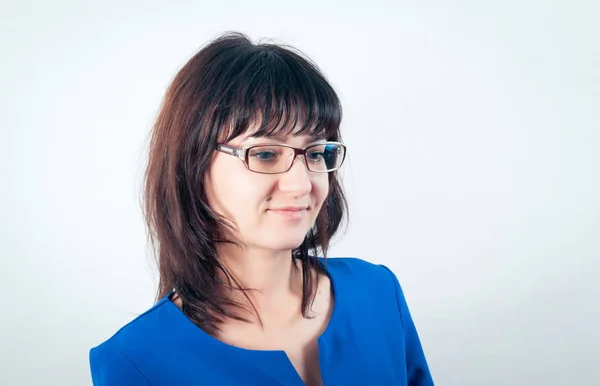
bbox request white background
[1,0,598,385]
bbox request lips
[269,206,308,211]
[268,206,309,218]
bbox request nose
[277,154,312,195]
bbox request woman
[90,32,434,386]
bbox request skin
[173,130,334,386]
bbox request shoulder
[323,257,399,287]
[90,344,151,385]
[89,296,175,383]
[91,295,173,353]
[323,257,412,337]
[323,257,402,306]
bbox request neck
[217,244,303,316]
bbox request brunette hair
[143,32,347,335]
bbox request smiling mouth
[267,207,309,219]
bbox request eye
[306,145,328,163]
[248,146,283,163]
[307,150,325,162]
[253,151,277,160]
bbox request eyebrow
[247,132,327,143]
[248,133,295,140]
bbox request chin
[263,232,309,251]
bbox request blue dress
[89,258,434,385]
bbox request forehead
[238,133,323,148]
[228,120,327,144]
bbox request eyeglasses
[215,141,347,174]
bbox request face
[204,132,330,252]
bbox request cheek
[205,158,254,216]
[206,164,273,219]
[312,175,330,206]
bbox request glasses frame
[215,141,347,175]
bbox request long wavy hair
[143,32,348,336]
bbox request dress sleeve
[381,265,435,386]
[89,346,151,386]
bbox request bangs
[218,49,342,143]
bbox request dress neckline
[162,257,341,355]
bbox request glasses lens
[247,145,294,174]
[306,143,345,172]
[246,143,345,174]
